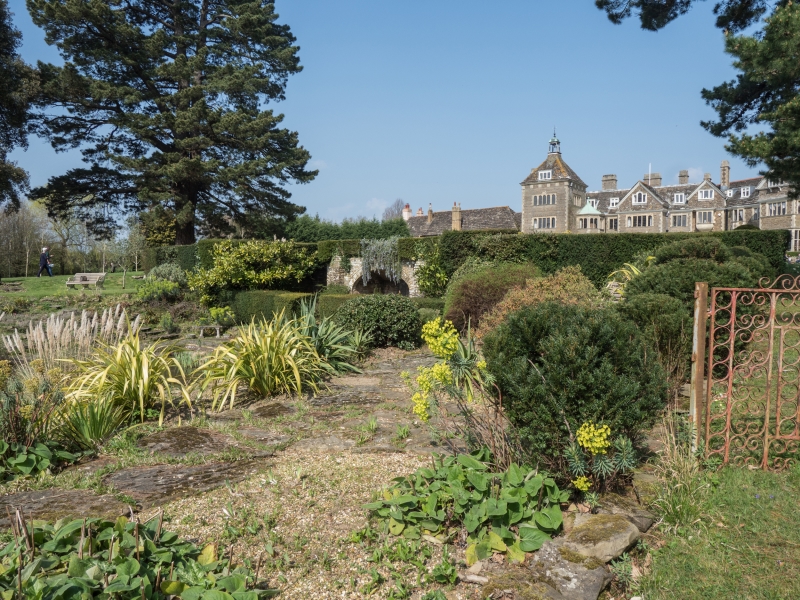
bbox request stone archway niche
[352,270,410,296]
[326,256,423,297]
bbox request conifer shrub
[482,302,667,472]
[333,295,421,349]
[653,236,732,264]
[443,262,539,331]
[477,266,605,339]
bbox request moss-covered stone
[557,546,604,571]
[569,514,633,544]
[482,569,562,600]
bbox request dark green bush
[333,295,421,349]
[411,297,445,312]
[654,236,732,264]
[626,258,757,309]
[231,290,312,323]
[483,302,667,471]
[728,246,774,281]
[443,262,539,331]
[323,284,350,295]
[317,294,353,318]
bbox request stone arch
[352,270,410,296]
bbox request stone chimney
[704,172,712,182]
[644,172,662,187]
[427,203,433,224]
[416,207,423,216]
[602,174,617,191]
[402,203,412,221]
[451,202,462,231]
[720,160,730,189]
[679,170,689,185]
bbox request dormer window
[673,193,685,204]
[727,189,734,197]
[589,198,598,208]
[741,187,751,198]
[698,189,714,200]
[633,192,647,204]
[538,170,552,181]
[609,197,619,208]
[766,179,783,188]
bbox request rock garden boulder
[561,513,640,563]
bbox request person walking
[37,247,52,277]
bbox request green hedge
[317,294,353,318]
[411,297,445,312]
[231,290,312,323]
[142,245,199,272]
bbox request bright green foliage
[702,3,800,193]
[333,295,421,349]
[483,302,667,473]
[564,423,637,493]
[136,279,181,303]
[296,296,360,375]
[195,313,325,411]
[147,262,188,286]
[0,440,76,480]
[59,398,127,451]
[27,0,315,243]
[365,451,568,565]
[443,262,539,331]
[0,515,278,598]
[188,240,317,304]
[414,241,449,298]
[286,215,409,242]
[66,331,192,425]
[209,306,236,326]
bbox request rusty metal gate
[690,275,800,471]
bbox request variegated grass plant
[2,305,141,380]
[65,329,191,426]
[195,312,326,411]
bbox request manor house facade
[403,135,799,250]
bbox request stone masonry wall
[326,256,422,297]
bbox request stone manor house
[402,135,800,250]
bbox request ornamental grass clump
[65,330,192,426]
[195,312,325,411]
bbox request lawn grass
[638,465,800,599]
[0,272,145,299]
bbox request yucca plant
[297,296,360,375]
[58,398,127,451]
[65,330,191,425]
[195,312,325,411]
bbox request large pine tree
[0,0,31,211]
[27,0,316,243]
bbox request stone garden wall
[326,256,423,297]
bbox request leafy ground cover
[634,465,800,600]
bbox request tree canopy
[0,0,33,211]
[595,0,785,32]
[701,3,800,195]
[27,0,316,243]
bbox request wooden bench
[66,273,106,290]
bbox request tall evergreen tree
[701,3,800,195]
[27,0,316,243]
[0,0,32,211]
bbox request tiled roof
[406,206,520,237]
[725,178,763,207]
[521,153,587,188]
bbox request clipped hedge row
[231,290,312,323]
[142,244,199,272]
[316,294,445,318]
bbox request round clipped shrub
[654,236,732,264]
[147,262,188,286]
[443,262,539,331]
[483,302,667,471]
[333,294,421,349]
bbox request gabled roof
[725,177,762,207]
[586,189,628,212]
[521,153,587,187]
[619,181,670,208]
[688,178,723,199]
[406,206,520,237]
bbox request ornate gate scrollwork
[703,274,800,471]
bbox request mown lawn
[0,272,145,299]
[638,465,800,599]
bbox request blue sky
[9,0,759,222]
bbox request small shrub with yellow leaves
[564,422,637,494]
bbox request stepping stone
[0,489,128,527]
[137,427,235,458]
[291,435,355,452]
[238,429,291,445]
[103,461,262,508]
[330,376,382,387]
[252,402,294,419]
[64,456,118,476]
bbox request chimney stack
[704,172,712,182]
[427,203,434,224]
[644,172,662,187]
[679,170,689,185]
[451,202,462,231]
[416,207,423,216]
[720,160,730,189]
[602,174,617,191]
[402,203,412,221]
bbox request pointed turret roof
[578,201,601,216]
[521,135,586,187]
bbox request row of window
[629,215,652,227]
[578,217,599,229]
[533,217,556,229]
[768,201,787,216]
[532,194,556,206]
